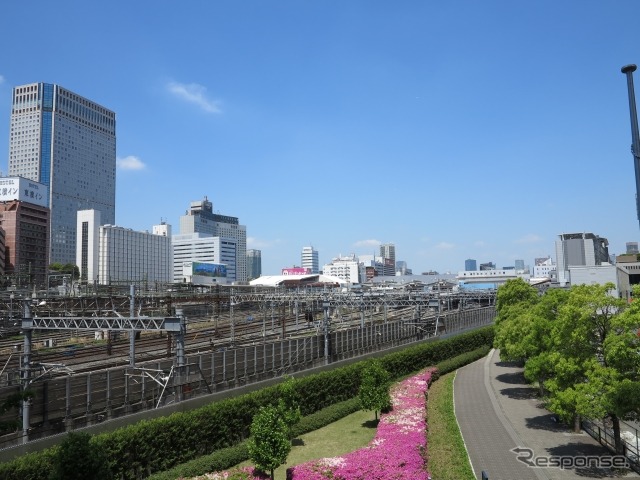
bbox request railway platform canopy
[249,274,347,288]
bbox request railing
[582,418,640,472]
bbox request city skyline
[1,2,640,276]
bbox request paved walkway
[454,349,640,480]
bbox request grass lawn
[228,369,474,480]
[426,371,475,480]
[236,409,378,480]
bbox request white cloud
[515,234,542,244]
[435,242,455,250]
[117,155,146,170]
[167,81,221,113]
[353,239,381,248]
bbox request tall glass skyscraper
[247,249,262,279]
[8,83,116,265]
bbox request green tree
[247,405,291,480]
[496,281,640,452]
[521,288,569,394]
[277,375,301,440]
[358,359,391,420]
[0,390,34,434]
[542,283,631,441]
[495,277,539,323]
[49,431,113,480]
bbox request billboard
[0,177,48,208]
[282,267,311,275]
[184,261,227,278]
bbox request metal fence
[582,418,640,472]
[0,306,495,450]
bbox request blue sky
[1,1,640,275]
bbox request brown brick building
[0,200,50,287]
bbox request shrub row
[150,345,492,480]
[0,326,494,480]
[147,397,363,480]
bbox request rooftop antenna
[621,64,640,228]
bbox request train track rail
[0,302,421,383]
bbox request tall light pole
[621,64,640,228]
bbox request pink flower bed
[285,368,437,480]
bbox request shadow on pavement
[496,371,528,385]
[500,386,539,400]
[525,413,567,432]
[496,360,525,368]
[544,442,632,478]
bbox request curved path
[454,349,639,480]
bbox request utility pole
[21,300,32,444]
[323,299,331,365]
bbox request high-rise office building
[172,233,237,283]
[179,197,246,282]
[301,246,319,274]
[464,259,477,271]
[626,242,639,255]
[555,232,610,286]
[515,259,525,271]
[247,249,262,279]
[380,243,396,276]
[8,83,116,265]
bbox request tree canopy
[358,359,391,420]
[494,280,640,453]
[247,405,291,480]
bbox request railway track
[0,302,420,384]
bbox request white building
[533,256,556,279]
[76,210,172,285]
[569,264,631,300]
[322,254,361,284]
[172,233,236,284]
[9,83,116,264]
[301,246,319,274]
[180,198,247,282]
[555,232,610,287]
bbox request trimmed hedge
[0,326,494,480]
[147,346,492,480]
[147,397,363,480]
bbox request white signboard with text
[0,177,48,208]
